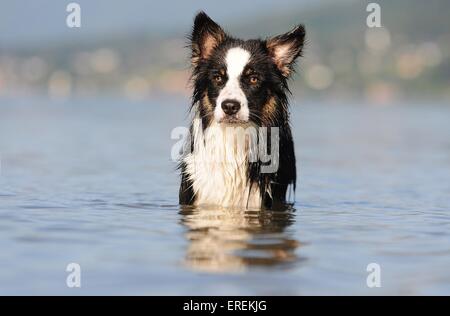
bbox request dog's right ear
[190,12,226,67]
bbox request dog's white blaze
[183,115,261,208]
[215,47,250,122]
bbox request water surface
[0,96,449,295]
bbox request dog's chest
[183,120,261,208]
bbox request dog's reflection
[179,206,301,272]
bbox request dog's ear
[266,25,305,77]
[191,12,226,67]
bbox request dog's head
[190,12,305,126]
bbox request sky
[0,0,317,48]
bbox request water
[0,96,449,295]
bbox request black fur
[179,12,305,209]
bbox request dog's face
[190,12,305,126]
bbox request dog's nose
[221,99,241,115]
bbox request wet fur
[179,12,305,209]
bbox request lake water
[0,96,449,295]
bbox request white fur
[183,116,262,208]
[215,47,250,122]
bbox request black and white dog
[179,12,305,209]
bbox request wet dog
[179,12,305,209]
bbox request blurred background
[0,0,449,103]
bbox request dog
[179,12,305,209]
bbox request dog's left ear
[191,12,226,67]
[266,25,306,77]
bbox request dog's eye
[213,75,223,84]
[249,76,259,84]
